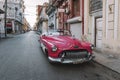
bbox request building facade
[84,0,103,48]
[22,17,31,32]
[0,8,4,38]
[0,0,25,35]
[46,0,84,40]
[46,0,57,31]
[0,1,5,35]
[67,0,84,40]
[36,3,48,33]
[102,0,120,54]
[84,0,120,54]
[35,5,42,31]
[39,3,48,33]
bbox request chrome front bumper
[48,55,95,64]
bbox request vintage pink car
[39,31,94,64]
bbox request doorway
[95,17,103,49]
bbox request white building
[84,0,120,55]
[0,0,24,34]
[84,0,103,49]
[46,1,57,32]
[36,3,48,34]
[0,1,5,35]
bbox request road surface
[0,31,120,80]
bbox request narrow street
[0,31,119,80]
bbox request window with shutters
[89,0,103,14]
[73,0,80,17]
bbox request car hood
[46,36,90,49]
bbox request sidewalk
[93,51,120,73]
[0,33,14,39]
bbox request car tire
[40,43,44,52]
[44,49,57,65]
[40,43,47,55]
[40,42,42,48]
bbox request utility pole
[4,0,7,37]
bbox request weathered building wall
[102,0,120,54]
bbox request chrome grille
[61,50,88,59]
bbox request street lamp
[4,0,8,37]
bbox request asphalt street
[0,31,120,80]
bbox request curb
[93,51,120,74]
[93,60,120,74]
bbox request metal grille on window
[89,0,103,14]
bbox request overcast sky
[24,0,48,28]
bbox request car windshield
[42,30,71,36]
[48,31,60,36]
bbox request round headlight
[91,44,94,50]
[52,45,57,52]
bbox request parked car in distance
[39,30,95,64]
